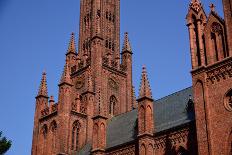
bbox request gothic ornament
[224,89,232,112]
[190,0,202,13]
[211,22,223,34]
[75,77,85,89]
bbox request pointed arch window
[109,96,117,116]
[71,121,81,151]
[50,121,57,151]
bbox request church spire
[59,62,72,85]
[66,32,77,55]
[139,66,152,99]
[122,32,132,53]
[37,71,48,98]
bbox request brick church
[31,0,232,154]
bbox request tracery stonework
[31,0,232,155]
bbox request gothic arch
[140,144,146,155]
[146,105,153,133]
[93,123,99,148]
[148,143,153,155]
[71,120,81,151]
[139,105,145,133]
[224,88,232,112]
[40,124,48,155]
[109,95,117,116]
[100,123,106,148]
[50,121,57,152]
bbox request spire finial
[139,65,152,99]
[37,71,48,97]
[190,0,202,13]
[66,32,77,55]
[122,32,132,53]
[210,3,216,12]
[60,61,71,85]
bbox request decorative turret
[32,71,49,155]
[137,66,154,155]
[138,66,152,100]
[121,32,134,112]
[137,66,154,135]
[66,33,77,69]
[186,0,207,69]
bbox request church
[31,0,232,154]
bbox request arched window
[50,121,57,151]
[71,121,81,151]
[109,96,117,115]
[41,124,48,155]
[139,106,145,133]
[192,15,201,66]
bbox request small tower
[186,0,207,69]
[137,66,154,155]
[121,32,133,111]
[57,62,73,154]
[66,33,77,70]
[32,72,49,155]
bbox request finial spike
[210,3,216,12]
[66,32,77,55]
[139,65,152,99]
[37,71,48,97]
[122,32,132,53]
[189,0,202,13]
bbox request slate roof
[77,87,194,154]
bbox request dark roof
[77,87,194,154]
[106,87,194,149]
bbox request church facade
[31,0,232,155]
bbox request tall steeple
[37,71,48,98]
[139,66,152,99]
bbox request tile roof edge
[154,86,192,102]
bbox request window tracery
[71,121,81,151]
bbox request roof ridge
[155,86,192,102]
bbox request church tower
[186,0,232,154]
[32,0,136,154]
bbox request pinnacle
[139,65,152,99]
[210,3,216,12]
[190,0,202,12]
[37,71,48,97]
[66,32,77,55]
[122,32,132,53]
[59,61,72,85]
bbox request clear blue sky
[0,0,223,154]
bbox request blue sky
[0,0,223,154]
